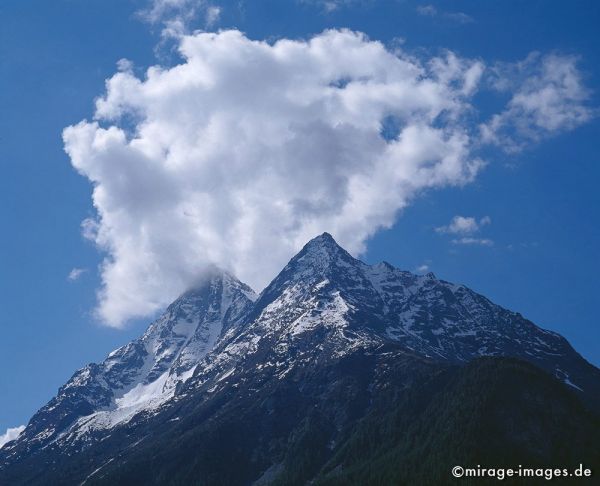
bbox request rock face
[1,233,599,485]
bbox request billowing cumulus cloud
[63,29,591,327]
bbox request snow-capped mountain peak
[11,269,256,451]
[280,232,356,278]
[3,234,599,468]
[209,234,599,403]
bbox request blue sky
[0,0,598,434]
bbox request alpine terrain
[1,233,599,485]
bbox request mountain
[2,269,255,457]
[1,233,599,485]
[221,233,599,401]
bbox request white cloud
[415,264,430,273]
[140,0,205,24]
[315,1,342,12]
[63,29,592,327]
[205,6,221,26]
[416,4,474,24]
[64,29,487,326]
[481,53,594,152]
[416,5,437,16]
[141,0,204,24]
[140,0,221,37]
[436,215,490,235]
[452,237,494,246]
[116,58,134,73]
[302,0,367,13]
[479,215,491,226]
[68,267,88,282]
[0,425,25,449]
[437,215,493,246]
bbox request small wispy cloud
[320,1,341,12]
[416,4,474,24]
[436,215,491,235]
[205,5,221,26]
[415,264,430,273]
[451,237,494,246]
[139,0,222,39]
[68,267,88,282]
[416,5,436,16]
[437,215,493,246]
[141,0,204,24]
[81,218,99,242]
[0,425,25,449]
[300,0,369,13]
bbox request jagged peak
[373,261,396,271]
[293,232,355,266]
[301,232,342,253]
[176,265,255,300]
[249,233,360,315]
[309,231,336,243]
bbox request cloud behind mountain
[63,29,593,326]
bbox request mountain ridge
[1,233,599,484]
